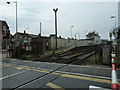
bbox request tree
[86,31,100,39]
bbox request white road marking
[55,70,112,80]
[0,70,29,80]
[37,67,52,72]
[2,60,120,81]
[5,58,114,70]
[3,63,117,81]
[69,64,112,70]
[49,62,67,66]
[18,65,117,81]
[89,85,111,90]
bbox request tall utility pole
[39,22,41,36]
[70,26,74,39]
[109,31,112,41]
[7,1,19,58]
[53,8,58,49]
[7,1,17,33]
[111,16,116,29]
[16,2,17,33]
[75,34,77,46]
[75,33,80,46]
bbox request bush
[22,54,33,58]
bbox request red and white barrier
[111,52,119,90]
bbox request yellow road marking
[46,83,65,90]
[3,64,13,67]
[24,67,33,70]
[2,63,120,85]
[61,74,111,84]
[16,67,23,70]
[51,72,61,75]
[24,67,32,70]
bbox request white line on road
[55,70,112,80]
[0,70,29,80]
[2,61,120,81]
[89,85,111,90]
[16,64,112,80]
[12,63,120,81]
[69,64,112,70]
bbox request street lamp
[70,26,74,39]
[111,16,116,29]
[75,33,80,46]
[24,28,29,33]
[39,22,41,37]
[109,30,113,41]
[85,31,88,39]
[7,1,18,33]
[75,33,80,39]
[53,8,58,49]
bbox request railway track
[6,45,101,89]
[54,50,95,64]
[33,45,96,65]
[14,49,95,89]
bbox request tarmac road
[1,58,120,89]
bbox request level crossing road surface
[1,58,120,89]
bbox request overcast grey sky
[0,0,119,39]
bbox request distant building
[32,36,50,50]
[0,20,11,51]
[14,31,38,49]
[101,39,108,44]
[31,36,51,55]
[86,31,101,44]
[118,1,120,27]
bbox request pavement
[1,58,120,89]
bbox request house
[0,20,11,51]
[10,31,38,57]
[14,31,38,49]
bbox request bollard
[111,52,119,90]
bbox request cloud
[16,0,119,2]
[0,1,118,39]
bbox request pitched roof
[14,32,38,38]
[0,20,9,29]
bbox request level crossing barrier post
[111,51,119,90]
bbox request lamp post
[24,28,29,33]
[85,31,88,39]
[75,33,80,46]
[111,16,116,29]
[7,1,17,33]
[39,22,41,37]
[53,8,58,49]
[7,1,19,58]
[70,26,74,39]
[111,16,117,40]
[109,30,112,41]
